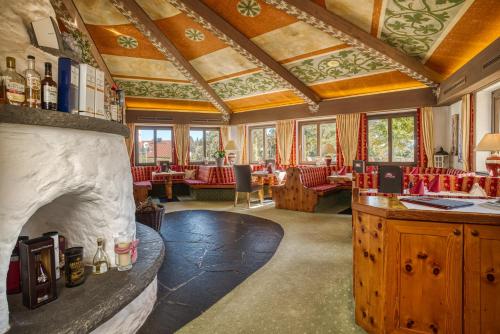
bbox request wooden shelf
[0,104,129,138]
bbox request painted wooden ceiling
[73,0,500,114]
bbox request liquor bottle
[35,253,50,303]
[92,238,110,274]
[24,55,41,109]
[41,62,57,110]
[3,57,26,106]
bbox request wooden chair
[233,165,264,208]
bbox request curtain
[236,124,248,164]
[356,113,368,161]
[125,123,135,165]
[460,94,474,171]
[173,124,190,166]
[337,113,361,167]
[276,119,295,166]
[421,107,434,167]
[220,125,229,150]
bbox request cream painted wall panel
[251,21,343,62]
[136,0,181,20]
[324,0,374,33]
[190,47,257,81]
[102,55,187,81]
[475,91,493,173]
[74,0,129,25]
[433,106,451,154]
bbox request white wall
[449,100,463,169]
[475,91,493,172]
[433,106,451,153]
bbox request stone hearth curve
[0,122,135,333]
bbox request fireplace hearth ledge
[7,223,164,334]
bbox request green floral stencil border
[380,0,468,58]
[284,48,391,85]
[115,79,207,101]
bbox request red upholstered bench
[183,166,236,189]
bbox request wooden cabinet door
[353,211,386,333]
[385,221,463,334]
[464,225,500,334]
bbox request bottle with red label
[2,57,26,106]
[41,62,57,111]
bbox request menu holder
[378,165,403,194]
[353,160,365,173]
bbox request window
[135,127,173,165]
[189,128,220,163]
[367,113,416,164]
[299,120,336,164]
[249,126,276,163]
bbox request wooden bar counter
[351,189,500,334]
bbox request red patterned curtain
[356,113,368,161]
[336,128,344,168]
[172,136,178,165]
[468,94,475,171]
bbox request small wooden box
[19,236,58,309]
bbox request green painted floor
[161,201,365,334]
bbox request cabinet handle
[377,222,383,230]
[406,319,414,328]
[453,229,461,236]
[486,273,495,282]
[432,266,441,276]
[471,230,479,237]
[405,264,413,273]
[417,252,428,260]
[429,323,438,333]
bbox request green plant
[213,150,226,159]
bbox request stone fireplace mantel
[0,111,135,333]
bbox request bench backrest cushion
[198,166,235,184]
[457,176,500,197]
[299,167,327,188]
[131,166,160,182]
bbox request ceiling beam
[109,0,232,121]
[52,0,115,86]
[168,0,321,113]
[263,0,443,88]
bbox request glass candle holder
[114,232,132,271]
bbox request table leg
[268,176,274,198]
[166,176,173,200]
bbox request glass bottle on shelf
[35,252,50,303]
[3,57,26,106]
[41,62,57,111]
[24,55,41,109]
[92,238,110,274]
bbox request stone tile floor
[138,210,284,333]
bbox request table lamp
[475,133,500,176]
[225,140,238,165]
[321,143,335,166]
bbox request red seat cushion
[184,179,207,185]
[133,181,152,189]
[310,184,339,194]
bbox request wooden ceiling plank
[109,0,232,121]
[59,0,115,86]
[263,0,443,88]
[168,0,321,113]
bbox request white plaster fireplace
[0,122,136,332]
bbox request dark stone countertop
[0,104,129,138]
[7,223,164,334]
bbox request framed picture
[451,114,459,156]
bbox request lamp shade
[224,140,238,151]
[321,143,335,155]
[475,133,500,152]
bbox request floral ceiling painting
[71,0,499,113]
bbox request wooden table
[351,189,499,334]
[251,171,276,198]
[327,173,353,183]
[152,171,185,200]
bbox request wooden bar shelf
[0,104,129,138]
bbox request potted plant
[213,150,226,167]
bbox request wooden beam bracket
[168,0,321,113]
[109,0,232,122]
[263,0,442,89]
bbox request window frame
[188,127,221,164]
[298,119,337,165]
[134,126,173,166]
[367,112,417,166]
[248,125,276,164]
